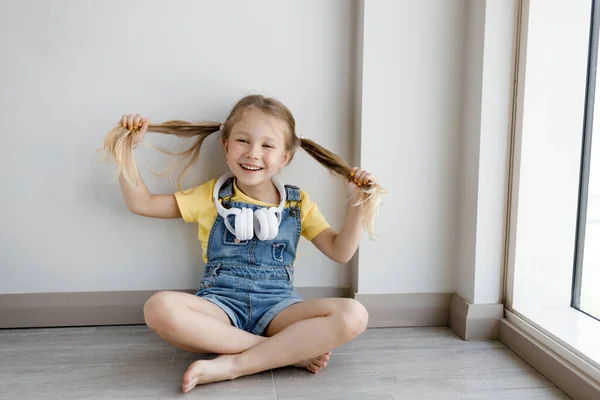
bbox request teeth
[242,164,261,171]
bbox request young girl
[102,95,386,394]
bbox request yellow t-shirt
[174,179,330,263]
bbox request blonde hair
[102,95,386,238]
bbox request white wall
[357,0,467,294]
[1,0,516,304]
[473,0,515,305]
[457,0,515,305]
[0,0,357,294]
[351,0,366,294]
[457,0,486,304]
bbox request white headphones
[213,172,286,241]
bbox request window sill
[507,307,600,381]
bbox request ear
[279,150,292,169]
[222,138,228,155]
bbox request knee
[336,299,369,340]
[143,291,174,330]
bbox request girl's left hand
[345,167,374,196]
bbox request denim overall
[195,177,304,335]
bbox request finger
[356,170,367,186]
[140,118,150,134]
[362,173,373,185]
[127,114,135,130]
[349,167,358,178]
[352,168,362,183]
[120,115,128,127]
[359,170,370,184]
[354,169,365,185]
[133,114,142,129]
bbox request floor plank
[334,327,503,354]
[391,387,570,399]
[272,355,554,399]
[0,361,276,400]
[0,325,173,368]
[272,328,561,399]
[0,326,570,399]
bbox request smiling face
[222,107,292,187]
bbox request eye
[236,139,247,143]
[263,144,274,149]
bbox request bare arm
[116,113,181,219]
[118,166,181,219]
[310,167,374,263]
[310,203,364,264]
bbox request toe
[182,375,196,393]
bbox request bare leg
[145,291,330,372]
[264,302,333,374]
[143,291,266,354]
[182,298,368,393]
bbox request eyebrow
[233,131,277,142]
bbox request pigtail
[299,138,386,240]
[102,121,221,192]
[101,95,385,239]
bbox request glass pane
[580,94,600,320]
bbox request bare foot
[182,355,236,393]
[293,352,331,374]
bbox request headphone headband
[213,172,287,218]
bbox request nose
[246,143,261,159]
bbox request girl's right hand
[120,114,150,144]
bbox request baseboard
[353,293,451,327]
[0,287,351,329]
[448,293,504,340]
[499,318,600,400]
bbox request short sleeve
[174,180,216,223]
[300,190,331,240]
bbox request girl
[102,95,386,394]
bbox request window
[573,0,600,321]
[507,0,600,371]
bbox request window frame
[572,0,600,322]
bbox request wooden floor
[0,325,569,399]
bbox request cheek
[227,143,242,155]
[266,151,284,165]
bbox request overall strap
[218,177,235,207]
[219,178,301,208]
[285,185,301,201]
[284,184,301,203]
[284,184,302,217]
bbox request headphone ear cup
[234,211,244,241]
[265,210,278,240]
[254,208,269,241]
[244,208,254,240]
[235,208,254,241]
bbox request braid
[101,121,220,192]
[299,138,386,239]
[101,95,386,239]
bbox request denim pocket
[223,227,248,245]
[284,265,295,287]
[198,275,215,290]
[199,265,220,289]
[272,243,286,263]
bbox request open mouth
[240,163,263,172]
